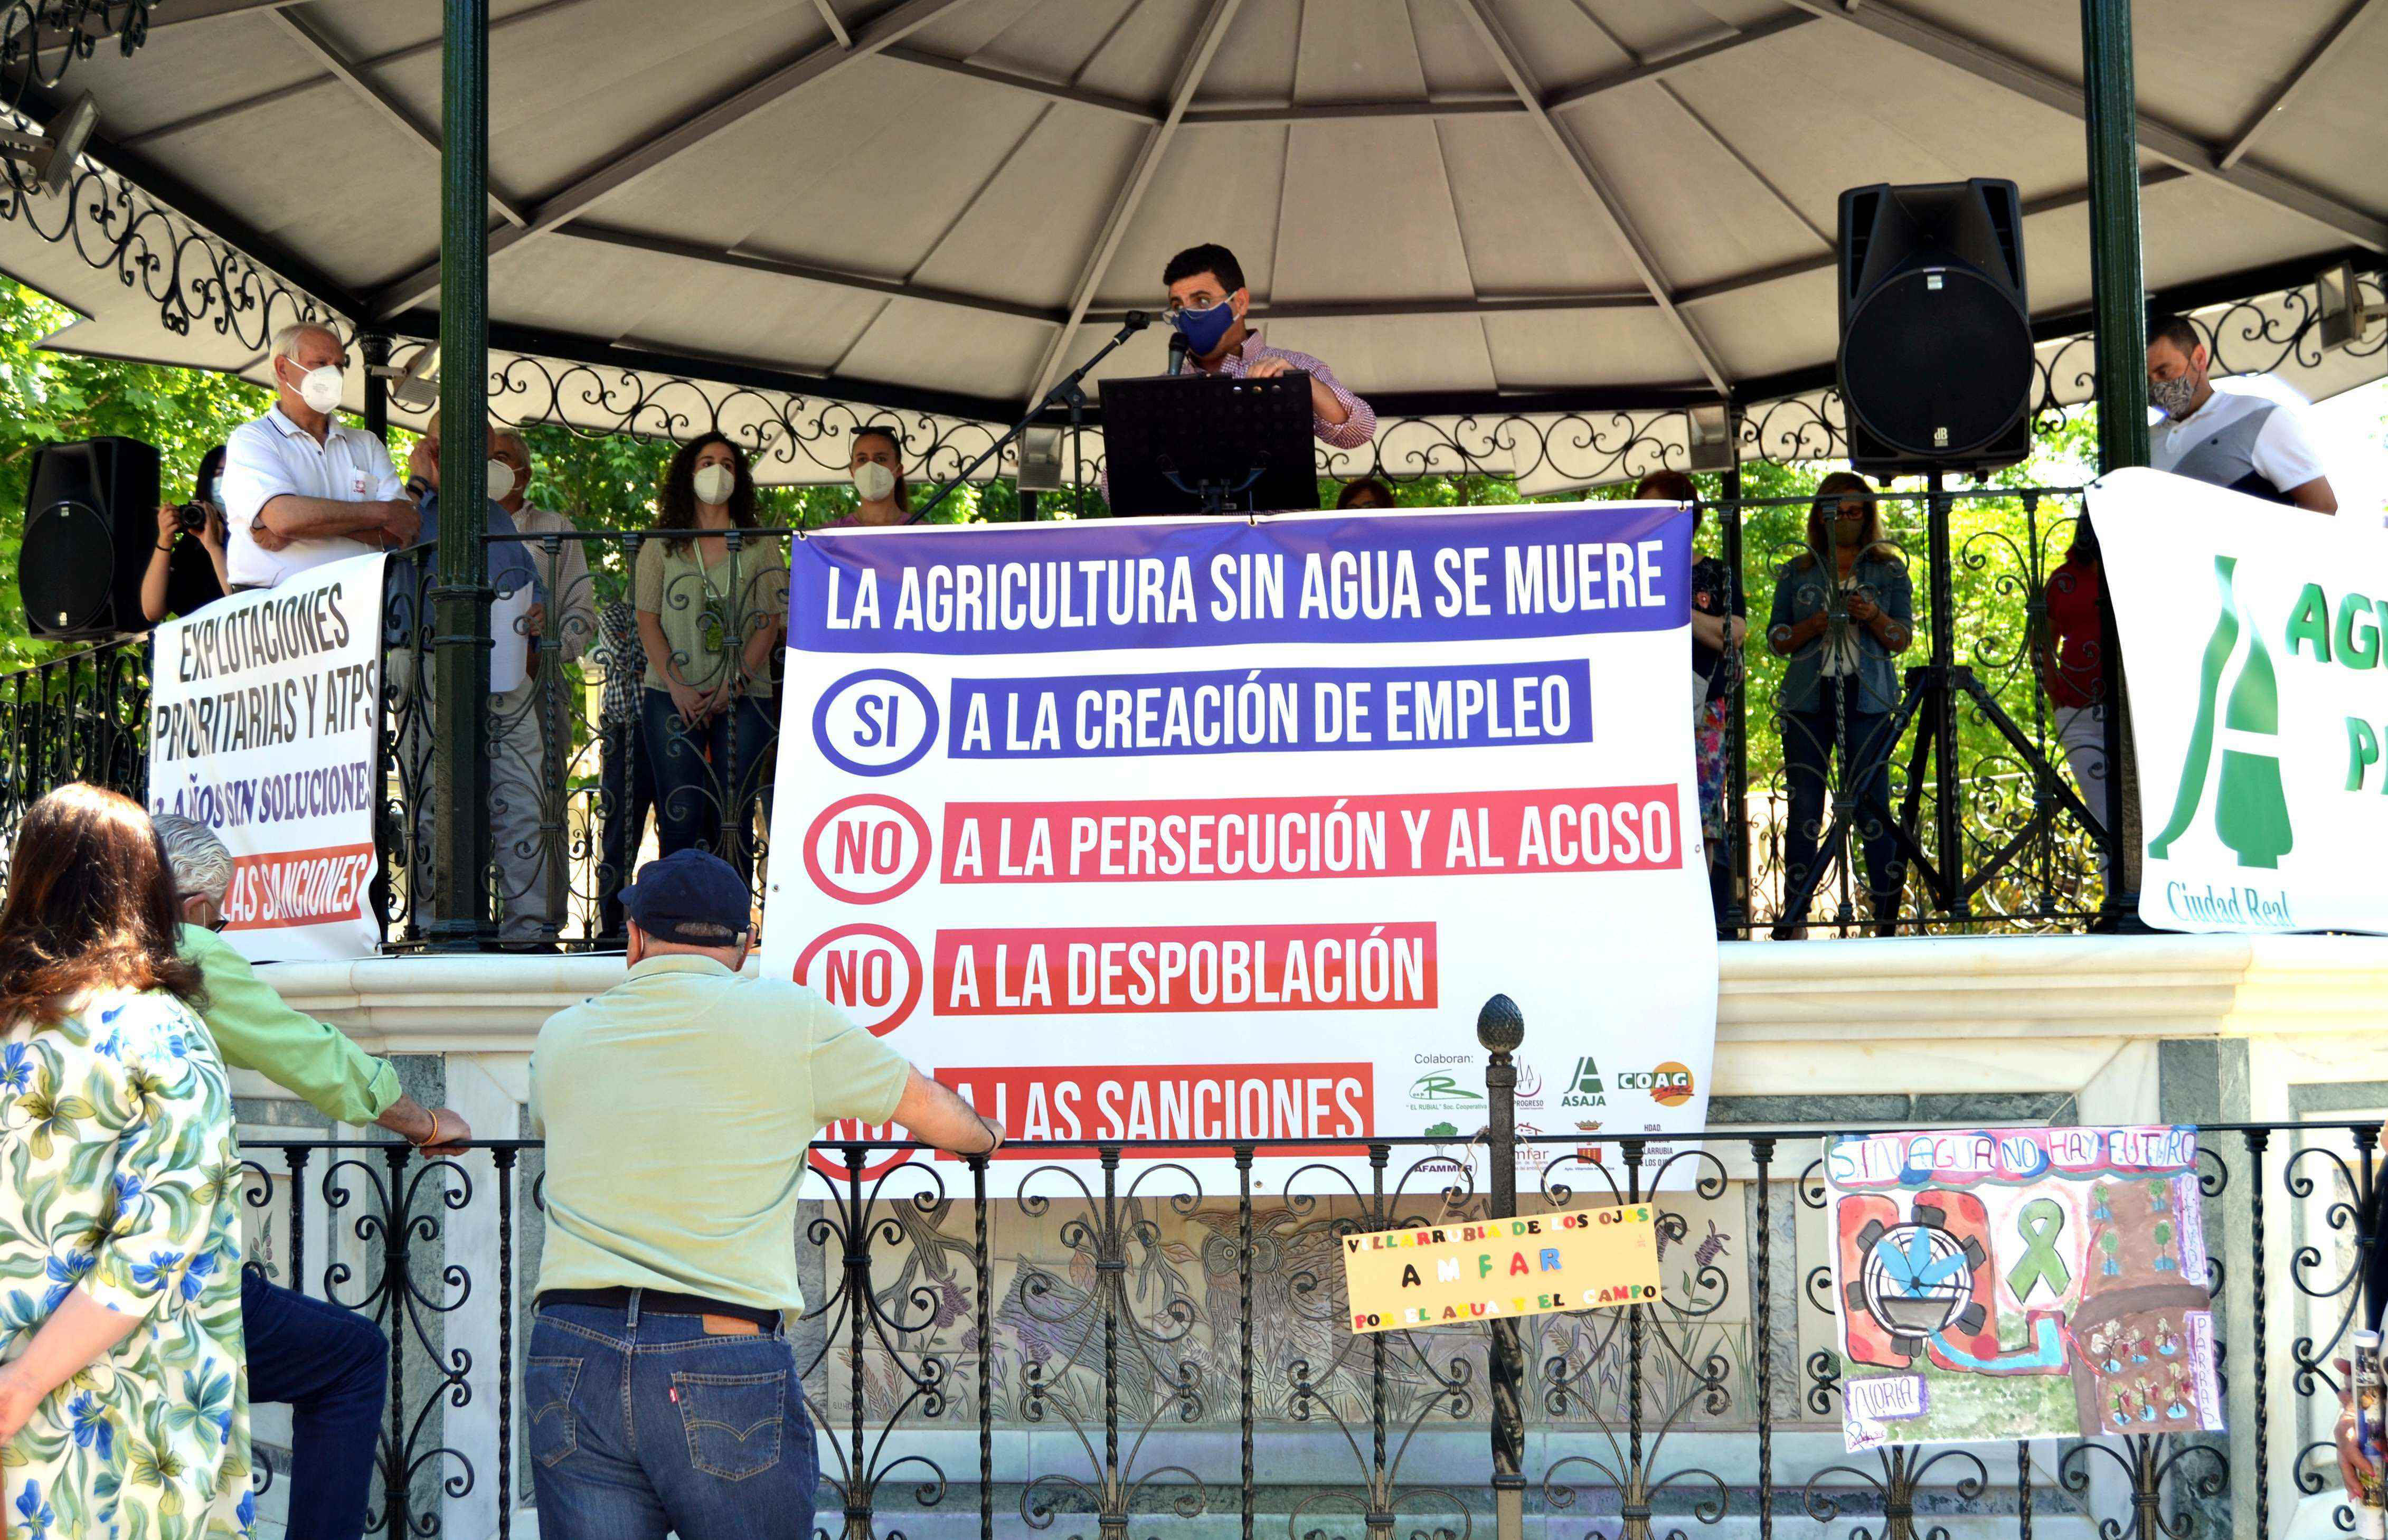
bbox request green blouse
[633,533,790,698]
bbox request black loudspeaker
[1836,179,2032,475]
[21,436,162,640]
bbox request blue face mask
[1171,297,1238,357]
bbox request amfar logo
[1560,1056,1607,1109]
[2149,554,2293,870]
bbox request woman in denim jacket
[1766,473,1913,937]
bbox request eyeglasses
[1165,295,1230,316]
[208,914,231,933]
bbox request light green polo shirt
[527,955,911,1316]
[182,922,403,1126]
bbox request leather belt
[536,1286,779,1333]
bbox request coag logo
[1409,1073,1481,1104]
[1616,1062,1696,1108]
[1559,1056,1606,1109]
[2150,554,2292,868]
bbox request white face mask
[285,358,345,415]
[691,462,735,506]
[852,461,896,503]
[485,459,517,503]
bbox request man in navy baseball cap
[525,848,1001,1537]
[616,847,753,951]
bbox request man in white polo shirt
[219,321,422,589]
[2147,312,2338,513]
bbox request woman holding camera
[141,446,232,625]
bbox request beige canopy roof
[7,0,2385,484]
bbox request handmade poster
[759,503,1719,1194]
[1341,1206,1660,1335]
[1823,1126,2222,1450]
[2090,466,2388,933]
[146,552,385,961]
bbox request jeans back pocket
[675,1368,788,1480]
[525,1356,583,1469]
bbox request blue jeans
[640,690,775,887]
[527,1301,817,1540]
[242,1268,389,1540]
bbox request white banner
[146,553,386,960]
[2092,467,2388,933]
[760,503,1719,1193]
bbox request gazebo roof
[8,0,2386,474]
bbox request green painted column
[431,0,493,948]
[2079,0,2150,471]
[2080,0,2149,920]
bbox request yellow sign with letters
[1340,1205,1661,1334]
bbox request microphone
[1168,330,1191,377]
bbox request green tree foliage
[0,284,271,668]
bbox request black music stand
[1101,372,1316,516]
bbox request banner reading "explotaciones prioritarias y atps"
[147,552,385,961]
[2092,467,2388,934]
[758,504,1719,1194]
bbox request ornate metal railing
[0,628,149,840]
[475,484,2121,949]
[0,486,2129,943]
[228,1050,2379,1538]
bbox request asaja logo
[1559,1056,1607,1109]
[2150,553,2293,869]
[1615,1062,1696,1107]
[1409,1073,1481,1104]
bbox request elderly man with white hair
[218,320,421,591]
[153,813,471,1540]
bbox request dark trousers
[598,714,656,936]
[1780,679,1906,925]
[243,1268,389,1540]
[641,690,774,888]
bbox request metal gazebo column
[430,0,493,949]
[2079,0,2151,471]
[2079,0,2148,921]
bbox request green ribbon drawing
[2006,1198,2072,1303]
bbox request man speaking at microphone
[1162,242,1376,451]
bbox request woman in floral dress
[0,785,251,1539]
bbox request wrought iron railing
[227,1043,2379,1539]
[480,484,2122,947]
[0,487,2132,943]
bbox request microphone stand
[908,311,1154,525]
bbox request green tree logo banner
[2092,469,2388,934]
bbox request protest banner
[759,503,1719,1194]
[1340,1206,1660,1335]
[2090,466,2388,933]
[1823,1125,2222,1450]
[146,552,385,961]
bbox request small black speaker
[1837,179,2033,475]
[21,437,161,640]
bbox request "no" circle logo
[803,793,932,905]
[793,923,923,1037]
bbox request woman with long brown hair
[0,785,252,1536]
[1766,471,1914,937]
[634,433,788,883]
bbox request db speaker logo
[803,793,932,904]
[1616,1062,1696,1108]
